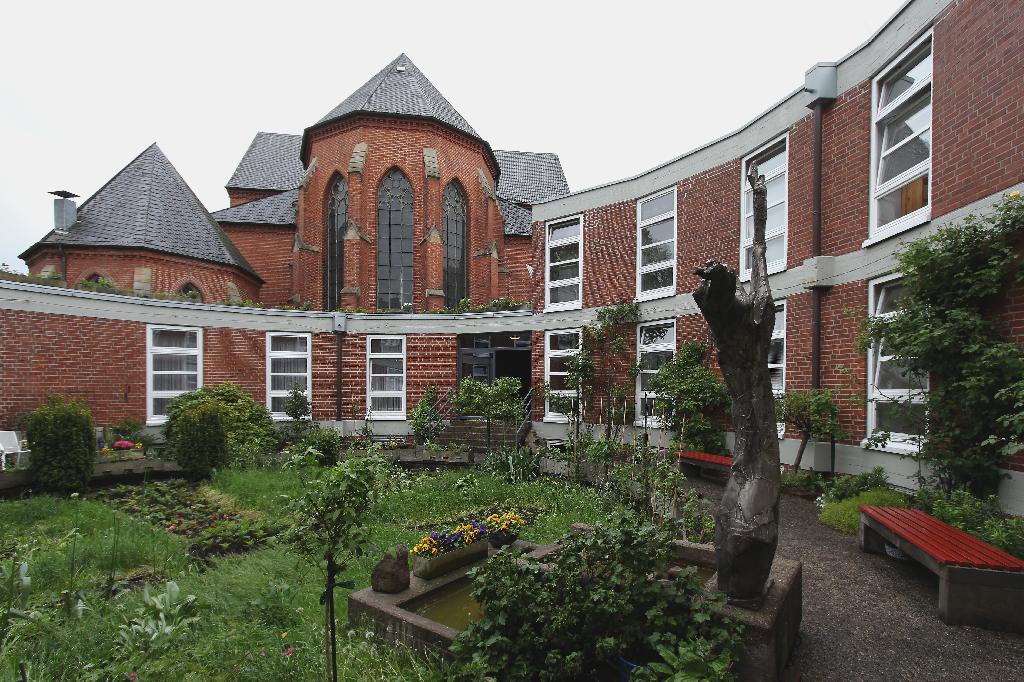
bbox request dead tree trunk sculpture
[692,163,781,605]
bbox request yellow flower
[1010,191,1021,198]
[281,631,288,639]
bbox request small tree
[451,377,523,454]
[409,386,445,445]
[168,402,228,479]
[776,389,844,470]
[24,395,96,491]
[284,385,312,443]
[282,459,379,682]
[647,342,729,454]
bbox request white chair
[0,431,28,471]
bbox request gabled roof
[493,150,571,236]
[494,150,570,205]
[22,144,260,280]
[314,53,479,139]
[212,189,298,226]
[226,132,304,191]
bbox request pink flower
[128,673,138,681]
[282,647,295,658]
[167,524,177,531]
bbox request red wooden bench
[859,505,1024,632]
[675,451,733,477]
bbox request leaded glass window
[377,169,414,311]
[326,175,348,310]
[443,181,468,307]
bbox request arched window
[179,282,202,302]
[442,181,468,307]
[376,169,414,311]
[326,175,348,310]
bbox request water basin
[408,578,482,631]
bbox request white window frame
[866,30,933,246]
[740,134,788,281]
[636,188,677,301]
[635,319,676,427]
[865,274,928,453]
[544,215,584,312]
[266,332,312,420]
[770,301,786,440]
[544,328,581,423]
[366,335,406,420]
[146,325,203,425]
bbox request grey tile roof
[315,54,480,141]
[225,132,304,191]
[498,197,533,237]
[493,150,570,235]
[493,150,570,205]
[24,144,259,279]
[212,189,298,226]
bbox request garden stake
[319,555,354,682]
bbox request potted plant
[411,521,488,579]
[485,511,526,548]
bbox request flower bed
[93,480,279,560]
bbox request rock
[371,545,410,593]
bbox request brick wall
[25,248,261,303]
[501,235,534,301]
[227,188,283,207]
[220,224,297,307]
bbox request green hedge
[24,396,96,490]
[165,384,275,468]
[170,402,228,479]
[818,487,908,535]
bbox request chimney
[49,190,79,233]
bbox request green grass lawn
[0,467,612,681]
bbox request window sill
[146,418,168,427]
[862,209,930,249]
[636,287,675,303]
[544,302,582,314]
[543,415,569,424]
[859,438,920,456]
[739,263,787,283]
[367,414,406,422]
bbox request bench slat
[869,507,1021,569]
[860,505,1024,571]
[675,451,733,467]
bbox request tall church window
[326,174,348,310]
[377,169,414,311]
[443,181,467,307]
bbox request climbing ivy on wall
[863,192,1024,495]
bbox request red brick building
[5,0,1024,512]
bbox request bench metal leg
[939,566,1024,633]
[859,514,888,554]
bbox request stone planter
[413,541,488,580]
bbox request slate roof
[22,144,260,279]
[315,54,479,140]
[212,189,298,226]
[225,132,304,191]
[493,150,571,236]
[493,150,570,205]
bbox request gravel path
[685,478,1024,681]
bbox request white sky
[0,0,906,272]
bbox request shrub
[818,487,908,535]
[169,402,228,479]
[820,467,889,505]
[283,386,312,443]
[24,396,96,490]
[296,426,344,466]
[648,341,730,455]
[451,517,740,680]
[919,489,1024,558]
[482,446,540,484]
[780,468,825,494]
[409,386,445,445]
[165,384,276,467]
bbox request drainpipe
[811,100,825,390]
[803,63,838,391]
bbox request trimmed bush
[170,402,228,479]
[298,426,344,466]
[919,489,1024,558]
[24,395,96,490]
[165,384,275,467]
[818,487,908,535]
[820,467,889,505]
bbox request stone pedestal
[709,558,802,682]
